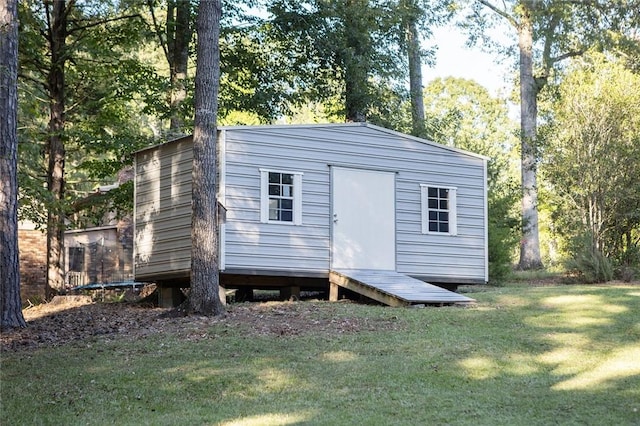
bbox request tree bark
[517,1,543,269]
[403,0,426,137]
[46,0,70,294]
[168,0,191,135]
[343,0,369,122]
[189,0,224,315]
[0,0,26,329]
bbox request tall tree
[422,77,520,281]
[0,0,26,329]
[543,54,640,268]
[147,0,193,135]
[18,1,154,293]
[189,0,224,315]
[45,0,69,294]
[402,0,426,136]
[268,0,405,122]
[167,0,191,133]
[341,0,374,122]
[398,0,453,137]
[469,0,638,270]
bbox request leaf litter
[1,296,401,352]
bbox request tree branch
[44,1,52,44]
[70,191,108,213]
[17,71,50,94]
[63,0,77,23]
[147,0,170,65]
[67,13,142,35]
[541,13,560,71]
[550,49,585,65]
[477,0,518,28]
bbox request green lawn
[2,284,639,425]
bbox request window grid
[421,184,456,235]
[268,172,294,222]
[427,187,450,233]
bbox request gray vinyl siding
[222,129,331,274]
[134,123,487,283]
[221,124,487,282]
[134,137,193,280]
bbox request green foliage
[509,268,561,283]
[140,0,328,129]
[565,232,614,284]
[488,188,520,284]
[266,0,413,121]
[618,263,638,283]
[462,0,640,271]
[17,1,158,228]
[462,0,639,78]
[542,53,640,274]
[616,243,640,282]
[366,81,412,130]
[421,78,521,282]
[219,22,301,122]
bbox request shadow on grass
[1,285,639,425]
[452,285,640,423]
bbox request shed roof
[134,122,490,161]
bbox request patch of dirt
[1,297,401,353]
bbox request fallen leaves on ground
[1,296,400,353]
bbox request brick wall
[18,229,47,302]
[17,219,134,302]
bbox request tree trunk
[0,0,26,329]
[46,0,69,294]
[343,0,369,122]
[404,0,426,137]
[168,0,191,134]
[517,2,544,270]
[189,0,224,315]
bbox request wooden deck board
[330,269,475,306]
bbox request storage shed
[134,123,487,305]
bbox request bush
[488,224,515,284]
[614,245,639,282]
[617,266,637,282]
[487,183,519,285]
[565,233,613,283]
[488,220,518,285]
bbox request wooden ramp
[329,269,475,307]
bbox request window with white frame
[420,184,457,235]
[260,169,303,225]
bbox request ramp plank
[330,269,475,306]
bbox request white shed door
[331,167,396,270]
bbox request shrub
[614,245,639,282]
[486,181,520,285]
[618,266,637,282]
[565,233,613,283]
[488,224,515,285]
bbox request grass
[508,268,565,283]
[2,283,640,425]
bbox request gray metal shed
[134,123,488,304]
